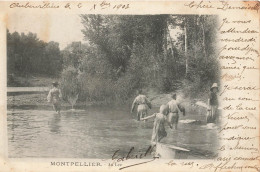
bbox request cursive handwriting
[219,44,259,56]
[217,1,259,12]
[111,146,159,170]
[10,2,59,8]
[220,84,258,96]
[199,160,259,172]
[184,1,260,13]
[224,112,250,122]
[184,1,214,9]
[219,122,256,133]
[9,1,130,10]
[112,146,155,161]
[230,140,259,152]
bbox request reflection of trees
[9,112,16,141]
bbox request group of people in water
[131,91,186,145]
[47,81,219,145]
[130,83,219,145]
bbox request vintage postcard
[0,0,259,172]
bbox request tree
[60,66,81,105]
[44,41,62,75]
[77,14,219,101]
[7,30,63,81]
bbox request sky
[7,13,85,50]
[7,13,183,50]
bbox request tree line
[7,30,62,77]
[7,15,220,103]
[61,15,220,103]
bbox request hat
[171,93,177,99]
[137,89,142,94]
[210,83,218,91]
[52,81,59,86]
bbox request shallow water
[7,106,218,159]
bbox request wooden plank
[156,143,190,159]
[158,143,190,152]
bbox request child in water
[141,105,172,145]
[47,82,62,114]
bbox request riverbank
[7,88,206,114]
[7,93,109,109]
[7,75,209,110]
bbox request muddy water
[7,106,218,159]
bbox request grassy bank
[7,75,209,111]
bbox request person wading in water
[47,81,62,115]
[207,83,219,123]
[141,104,172,145]
[131,90,152,121]
[167,93,185,130]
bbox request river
[7,105,218,159]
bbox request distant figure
[131,90,152,121]
[207,83,219,123]
[167,93,185,130]
[141,105,172,145]
[47,81,62,114]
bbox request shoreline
[7,94,131,110]
[7,88,207,112]
[7,92,173,109]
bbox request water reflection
[49,114,61,133]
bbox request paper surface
[0,1,259,172]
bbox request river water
[7,106,218,159]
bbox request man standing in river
[47,81,62,115]
[131,90,152,121]
[207,83,219,123]
[167,93,185,129]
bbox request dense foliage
[7,30,62,78]
[75,15,220,102]
[7,15,220,103]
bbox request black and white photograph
[7,14,220,159]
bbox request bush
[60,66,80,101]
[78,72,115,102]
